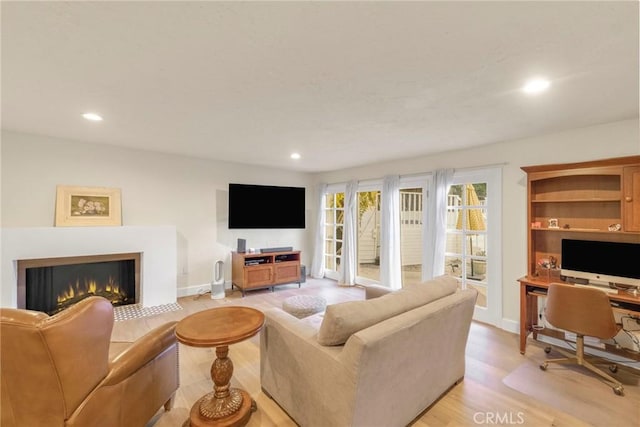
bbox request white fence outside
[357,193,487,267]
[358,191,423,266]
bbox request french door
[356,189,381,285]
[444,168,502,325]
[319,168,501,326]
[398,177,428,286]
[323,190,344,281]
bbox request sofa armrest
[340,289,477,426]
[260,308,343,360]
[365,284,393,300]
[260,308,356,426]
[104,321,178,386]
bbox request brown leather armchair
[1,296,179,426]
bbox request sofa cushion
[317,275,458,345]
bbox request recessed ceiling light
[82,112,103,121]
[522,78,551,95]
[290,153,301,160]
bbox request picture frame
[55,185,122,227]
[547,218,559,229]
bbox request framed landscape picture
[55,186,122,227]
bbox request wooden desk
[519,277,640,359]
[176,306,265,427]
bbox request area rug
[503,358,640,426]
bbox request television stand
[231,250,301,296]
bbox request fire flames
[56,276,128,310]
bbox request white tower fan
[211,260,225,299]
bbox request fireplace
[17,253,141,315]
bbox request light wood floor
[109,278,639,427]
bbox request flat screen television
[228,183,305,229]
[561,239,640,288]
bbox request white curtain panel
[310,183,328,279]
[423,169,454,280]
[380,175,402,289]
[339,180,358,286]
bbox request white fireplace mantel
[1,226,177,308]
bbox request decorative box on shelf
[535,267,561,282]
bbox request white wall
[2,120,638,326]
[1,131,314,296]
[312,119,640,328]
[1,226,177,307]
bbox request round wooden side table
[176,306,265,427]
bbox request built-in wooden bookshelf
[518,156,640,358]
[521,155,640,280]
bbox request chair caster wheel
[539,363,548,371]
[613,386,624,396]
[609,364,618,373]
[544,346,551,354]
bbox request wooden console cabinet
[231,250,301,296]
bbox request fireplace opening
[17,253,140,315]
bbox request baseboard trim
[177,281,232,298]
[500,318,520,334]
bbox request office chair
[540,283,624,396]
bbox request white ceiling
[2,1,638,173]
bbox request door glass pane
[325,240,334,254]
[357,191,380,281]
[445,255,463,279]
[445,233,463,254]
[325,255,334,270]
[468,231,487,256]
[325,225,334,239]
[466,258,487,281]
[400,187,423,286]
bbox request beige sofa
[260,275,478,427]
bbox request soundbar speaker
[260,246,293,253]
